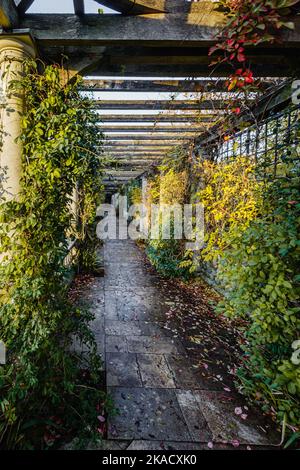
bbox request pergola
[1,0,299,194]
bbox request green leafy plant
[144,162,192,279]
[0,60,108,449]
[216,145,300,440]
[194,156,263,262]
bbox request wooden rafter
[0,0,18,29]
[94,0,165,14]
[17,0,35,15]
[81,79,230,93]
[98,115,215,123]
[104,135,193,141]
[93,100,226,110]
[73,0,85,16]
[102,126,206,133]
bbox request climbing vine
[209,0,300,116]
[216,148,300,436]
[194,157,263,262]
[0,60,109,449]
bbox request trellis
[202,104,300,180]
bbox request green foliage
[217,147,300,436]
[145,110,300,441]
[160,145,192,174]
[146,217,192,280]
[195,156,263,262]
[145,161,192,279]
[0,61,107,448]
[127,180,142,206]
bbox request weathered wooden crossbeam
[103,141,180,145]
[94,1,166,15]
[93,100,225,110]
[106,152,166,156]
[73,0,85,16]
[19,12,300,47]
[109,159,159,164]
[81,79,229,93]
[105,135,194,141]
[109,153,163,158]
[0,0,18,29]
[16,1,35,16]
[102,126,205,133]
[98,114,217,123]
[103,147,176,152]
[18,13,222,46]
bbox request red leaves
[227,68,254,92]
[237,52,246,62]
[233,107,241,115]
[209,0,298,115]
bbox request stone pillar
[70,183,79,228]
[0,35,36,200]
[141,176,148,236]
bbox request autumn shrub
[146,168,192,278]
[194,156,263,262]
[127,180,142,206]
[217,153,300,436]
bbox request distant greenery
[143,149,194,279]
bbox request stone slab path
[85,239,279,451]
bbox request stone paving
[86,239,279,450]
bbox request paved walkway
[86,239,278,450]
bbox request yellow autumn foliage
[195,157,263,261]
[160,169,188,205]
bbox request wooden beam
[102,126,205,133]
[81,79,229,93]
[17,0,35,15]
[19,14,300,48]
[0,0,18,29]
[103,147,176,151]
[103,140,182,144]
[105,151,172,155]
[94,100,225,110]
[94,0,165,14]
[18,13,223,47]
[98,114,216,123]
[109,159,159,164]
[111,163,152,169]
[105,135,194,141]
[88,62,291,78]
[60,54,105,85]
[105,170,144,176]
[110,158,161,163]
[73,0,85,16]
[106,150,166,154]
[197,80,297,147]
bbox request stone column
[0,35,36,200]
